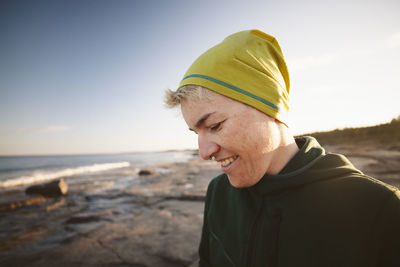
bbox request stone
[0,195,46,211]
[25,179,68,197]
[138,169,155,176]
[65,211,112,224]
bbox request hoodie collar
[279,137,324,174]
[248,136,325,195]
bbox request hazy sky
[1,0,399,155]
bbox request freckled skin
[181,92,298,188]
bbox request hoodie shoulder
[312,152,363,177]
[313,152,398,197]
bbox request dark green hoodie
[199,137,400,267]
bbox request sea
[0,150,196,191]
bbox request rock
[0,195,46,211]
[46,198,67,212]
[189,259,200,267]
[0,159,222,266]
[91,200,204,266]
[25,179,68,197]
[65,211,112,224]
[138,169,155,176]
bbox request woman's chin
[227,175,251,188]
[227,171,265,188]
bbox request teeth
[219,156,238,167]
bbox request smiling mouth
[218,155,239,167]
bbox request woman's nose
[198,134,219,160]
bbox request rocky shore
[0,141,399,267]
[0,158,220,267]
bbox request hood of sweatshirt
[248,136,363,195]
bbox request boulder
[138,169,155,176]
[25,179,68,197]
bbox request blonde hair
[164,85,215,108]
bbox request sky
[0,0,399,155]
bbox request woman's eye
[210,122,221,131]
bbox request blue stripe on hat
[182,74,280,111]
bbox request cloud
[38,125,72,133]
[387,32,400,48]
[290,53,338,71]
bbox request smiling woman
[178,87,298,188]
[165,29,400,267]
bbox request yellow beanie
[179,29,290,125]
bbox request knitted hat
[179,29,290,125]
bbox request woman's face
[181,92,282,188]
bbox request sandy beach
[0,141,399,267]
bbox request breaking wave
[0,162,131,188]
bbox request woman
[165,30,400,267]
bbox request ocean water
[0,150,196,189]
